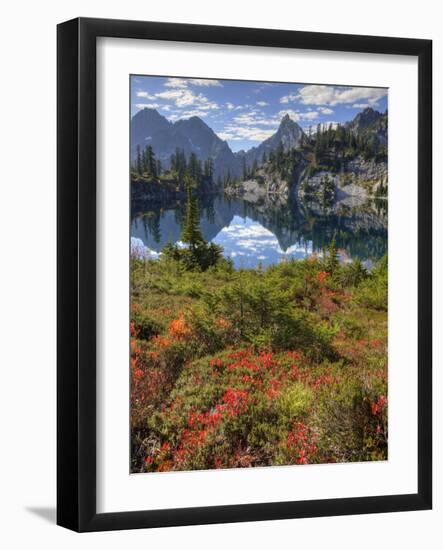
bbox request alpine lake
[131,192,387,270]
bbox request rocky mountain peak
[275,115,304,148]
[280,113,292,124]
[135,107,171,128]
[174,115,216,138]
[236,114,304,170]
[350,107,382,131]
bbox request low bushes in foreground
[130,254,388,472]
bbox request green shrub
[355,256,387,310]
[276,383,313,421]
[131,310,163,340]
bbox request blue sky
[131,75,388,152]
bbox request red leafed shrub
[286,422,318,464]
[222,388,250,417]
[371,394,387,416]
[317,271,328,285]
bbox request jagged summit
[280,113,291,123]
[236,114,304,168]
[274,114,304,145]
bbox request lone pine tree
[181,175,204,249]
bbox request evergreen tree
[136,145,142,175]
[171,148,187,184]
[187,152,202,184]
[142,147,147,173]
[325,236,340,274]
[143,145,157,178]
[181,175,204,249]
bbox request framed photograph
[57,17,432,532]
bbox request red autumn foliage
[222,388,250,417]
[287,422,318,464]
[371,394,388,416]
[317,271,329,285]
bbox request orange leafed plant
[168,316,191,339]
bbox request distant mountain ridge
[131,108,241,181]
[131,106,386,184]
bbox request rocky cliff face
[226,170,291,201]
[228,154,387,215]
[298,156,388,205]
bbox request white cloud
[218,125,275,142]
[293,85,387,106]
[180,109,211,118]
[301,111,320,121]
[352,103,371,109]
[161,77,223,89]
[221,108,320,141]
[232,112,278,127]
[278,109,320,121]
[256,101,269,107]
[136,91,157,100]
[280,94,294,104]
[217,132,240,141]
[135,103,162,110]
[319,107,334,114]
[154,88,219,111]
[226,102,245,111]
[164,78,188,89]
[277,109,300,121]
[189,78,223,87]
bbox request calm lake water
[131,194,387,269]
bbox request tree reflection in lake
[131,193,387,269]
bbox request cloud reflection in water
[212,216,313,268]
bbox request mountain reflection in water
[131,194,387,269]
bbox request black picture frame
[57,17,432,532]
